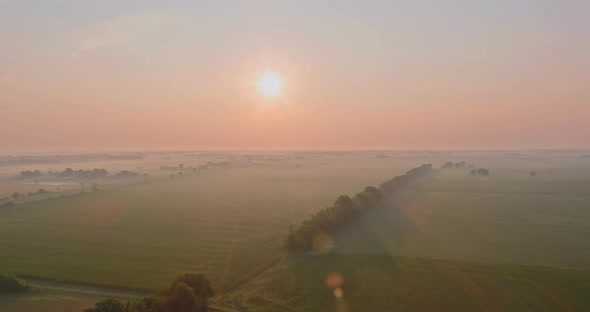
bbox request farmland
[334,169,590,269]
[1,151,590,311]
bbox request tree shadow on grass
[332,189,425,256]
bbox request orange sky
[1,1,589,152]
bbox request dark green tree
[0,274,29,292]
[477,168,490,176]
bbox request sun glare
[257,72,282,97]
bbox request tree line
[58,168,109,179]
[85,273,213,312]
[284,164,433,252]
[440,161,491,176]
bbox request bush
[477,168,490,176]
[0,274,30,292]
[85,274,211,312]
[83,298,151,312]
[167,274,213,299]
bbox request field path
[24,279,243,312]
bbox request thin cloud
[70,9,184,57]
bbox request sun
[257,72,283,97]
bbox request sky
[1,0,589,152]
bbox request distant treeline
[441,161,470,169]
[19,168,147,180]
[285,164,433,252]
[1,154,142,166]
[160,164,207,172]
[441,161,491,176]
[116,170,141,177]
[20,170,42,178]
[56,168,109,179]
[160,162,229,172]
[20,168,109,179]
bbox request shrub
[0,274,30,292]
[477,168,490,176]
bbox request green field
[233,254,590,312]
[0,156,413,292]
[334,169,590,269]
[1,152,590,311]
[0,289,110,312]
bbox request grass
[0,159,411,292]
[0,289,109,312]
[1,152,590,310]
[231,254,590,312]
[335,170,590,269]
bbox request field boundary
[22,277,243,312]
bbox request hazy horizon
[2,0,589,152]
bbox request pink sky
[1,1,589,152]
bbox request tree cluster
[27,189,48,197]
[161,164,207,172]
[160,165,183,171]
[58,168,109,179]
[0,274,30,293]
[20,170,42,178]
[470,168,490,176]
[84,273,213,312]
[441,161,466,169]
[116,170,140,177]
[284,164,433,252]
[206,161,231,167]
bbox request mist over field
[1,150,589,311]
[2,1,590,311]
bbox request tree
[159,282,207,312]
[477,168,490,176]
[11,192,20,199]
[0,202,15,208]
[0,274,30,292]
[20,170,42,179]
[285,164,432,252]
[62,168,74,177]
[83,298,150,312]
[470,169,477,176]
[86,274,212,312]
[167,273,213,299]
[441,162,454,169]
[530,171,537,177]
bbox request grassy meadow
[0,154,415,291]
[334,169,590,269]
[1,151,590,311]
[0,289,110,312]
